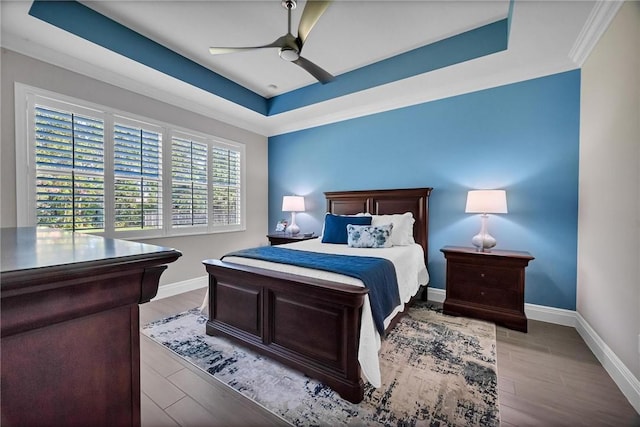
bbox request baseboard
[427,286,640,415]
[426,287,576,326]
[153,276,208,301]
[426,287,446,303]
[575,313,640,414]
[524,302,577,327]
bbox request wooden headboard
[324,188,433,262]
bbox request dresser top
[1,227,181,275]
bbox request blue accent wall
[268,70,580,310]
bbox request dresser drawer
[449,263,520,291]
[447,284,520,311]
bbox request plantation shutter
[113,122,162,231]
[171,137,208,227]
[23,86,245,237]
[35,105,105,231]
[212,146,241,226]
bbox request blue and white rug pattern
[142,301,499,426]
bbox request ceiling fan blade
[297,0,332,49]
[292,56,335,84]
[209,35,288,55]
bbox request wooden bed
[202,187,432,403]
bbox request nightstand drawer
[448,285,519,311]
[449,264,520,290]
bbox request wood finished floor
[139,288,640,426]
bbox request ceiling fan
[209,0,335,84]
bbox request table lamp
[282,195,305,235]
[465,190,507,252]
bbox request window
[212,146,242,226]
[34,104,105,232]
[17,85,245,239]
[171,135,208,228]
[170,134,243,231]
[113,119,163,231]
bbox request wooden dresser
[441,246,534,332]
[0,227,181,427]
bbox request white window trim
[15,83,246,239]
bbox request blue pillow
[321,214,372,244]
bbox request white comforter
[201,239,428,388]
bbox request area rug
[141,301,499,426]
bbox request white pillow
[371,212,415,246]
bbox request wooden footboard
[203,259,369,403]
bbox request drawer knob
[480,273,485,278]
[480,291,485,296]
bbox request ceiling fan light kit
[209,0,335,84]
[279,47,300,62]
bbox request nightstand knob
[480,273,485,278]
[480,291,485,296]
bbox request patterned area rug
[142,301,499,426]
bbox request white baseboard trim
[575,312,640,415]
[426,287,446,303]
[524,302,577,327]
[427,286,639,415]
[153,276,208,301]
[427,287,577,326]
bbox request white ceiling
[1,1,611,136]
[84,0,511,97]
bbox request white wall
[578,0,640,380]
[1,48,269,286]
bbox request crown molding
[569,0,624,66]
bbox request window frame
[15,83,246,240]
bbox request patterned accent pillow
[347,224,394,248]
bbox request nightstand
[441,246,534,332]
[267,233,318,246]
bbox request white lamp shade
[282,195,305,212]
[465,190,508,214]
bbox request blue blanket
[223,246,401,336]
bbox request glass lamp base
[288,223,300,235]
[471,232,496,252]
